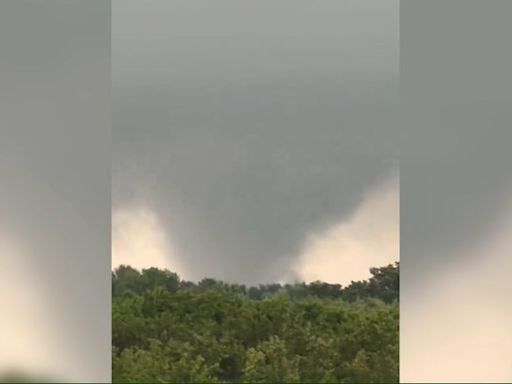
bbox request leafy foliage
[112,263,399,383]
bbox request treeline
[112,262,399,304]
[113,262,399,383]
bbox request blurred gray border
[0,1,111,382]
[400,0,512,381]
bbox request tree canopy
[113,262,399,383]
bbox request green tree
[112,265,143,296]
[141,267,180,293]
[112,263,399,383]
[243,336,299,382]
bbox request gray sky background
[112,0,399,284]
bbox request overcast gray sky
[112,0,399,284]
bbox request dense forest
[113,262,399,383]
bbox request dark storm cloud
[113,0,399,283]
[400,0,512,283]
[0,1,110,381]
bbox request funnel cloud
[113,0,399,284]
